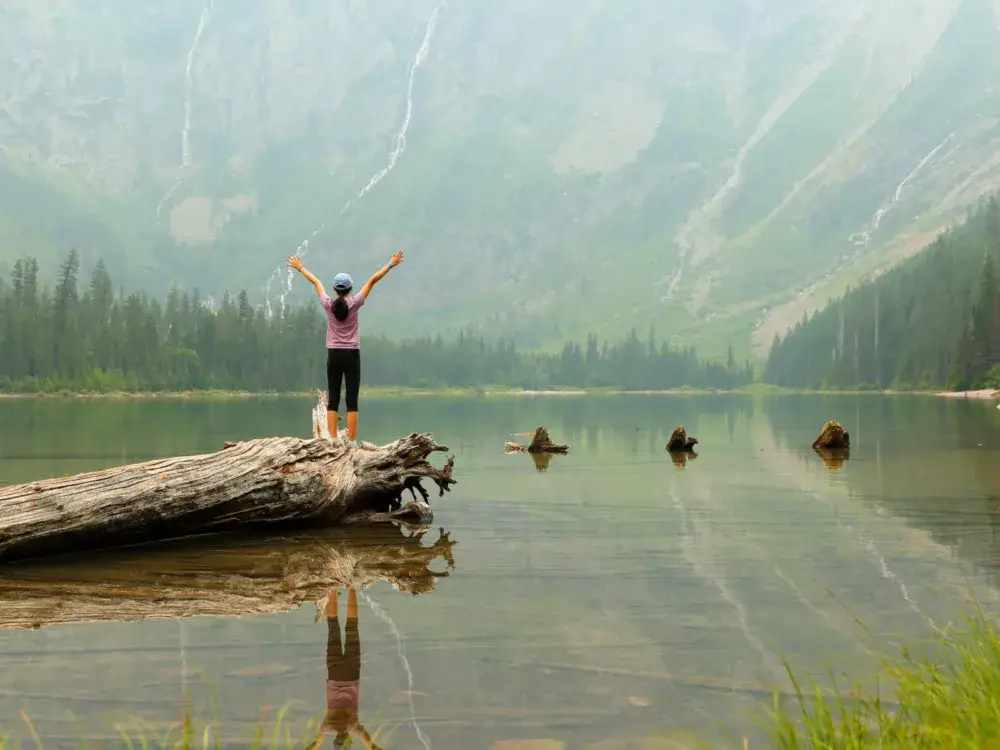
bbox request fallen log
[0,524,457,630]
[665,426,699,453]
[0,393,456,563]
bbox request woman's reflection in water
[311,586,382,749]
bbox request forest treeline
[764,195,1000,390]
[0,253,753,393]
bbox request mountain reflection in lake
[3,394,1000,748]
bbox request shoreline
[933,388,998,400]
[0,386,997,400]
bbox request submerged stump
[812,420,850,467]
[666,426,699,453]
[812,420,850,450]
[0,392,456,563]
[506,427,569,455]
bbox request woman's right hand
[389,251,404,268]
[287,255,304,272]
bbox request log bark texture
[0,525,457,630]
[0,395,456,563]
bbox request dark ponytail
[332,295,349,322]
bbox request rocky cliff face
[2,0,999,356]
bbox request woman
[287,251,404,443]
[310,587,381,749]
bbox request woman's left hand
[287,255,304,271]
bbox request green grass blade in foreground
[763,607,1000,748]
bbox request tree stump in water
[0,524,457,630]
[666,426,699,453]
[506,427,568,455]
[812,420,850,450]
[0,393,456,563]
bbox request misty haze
[3,1,1000,748]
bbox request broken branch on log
[0,393,456,563]
[0,524,457,630]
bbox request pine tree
[0,254,753,394]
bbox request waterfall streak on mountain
[859,133,954,244]
[355,0,445,201]
[264,0,447,318]
[668,26,856,298]
[156,0,214,225]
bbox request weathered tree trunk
[666,426,699,453]
[0,525,457,630]
[812,420,850,450]
[0,393,455,563]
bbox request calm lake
[2,394,1000,748]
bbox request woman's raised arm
[287,255,326,298]
[359,251,404,299]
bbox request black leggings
[326,617,361,682]
[327,348,361,412]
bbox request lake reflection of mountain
[763,395,1000,590]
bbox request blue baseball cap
[332,273,353,292]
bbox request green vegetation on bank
[764,195,1000,391]
[0,252,753,395]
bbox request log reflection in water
[0,524,456,630]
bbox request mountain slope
[2,0,1000,358]
[763,195,1000,389]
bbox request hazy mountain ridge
[1,0,999,358]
